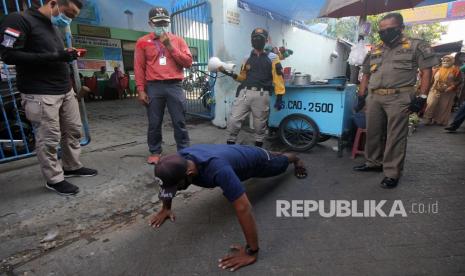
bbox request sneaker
[64,167,98,178]
[444,126,457,132]
[255,141,263,148]
[226,140,236,145]
[46,180,80,196]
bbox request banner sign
[72,36,121,49]
[401,0,465,24]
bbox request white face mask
[442,62,453,68]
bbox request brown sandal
[147,154,161,165]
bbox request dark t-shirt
[0,9,71,94]
[178,144,273,202]
[242,51,273,89]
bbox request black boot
[353,164,383,172]
[444,125,458,132]
[380,177,399,189]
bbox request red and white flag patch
[5,28,21,38]
[2,28,21,48]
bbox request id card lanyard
[154,40,167,66]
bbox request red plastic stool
[351,128,367,159]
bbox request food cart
[269,79,357,156]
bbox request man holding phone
[0,0,97,195]
[134,7,193,165]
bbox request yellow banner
[401,4,449,24]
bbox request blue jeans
[146,82,190,154]
[450,102,465,129]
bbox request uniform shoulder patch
[417,41,435,59]
[5,28,21,38]
[1,27,22,48]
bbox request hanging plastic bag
[348,40,368,66]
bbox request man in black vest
[221,28,285,148]
[0,0,97,196]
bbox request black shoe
[353,164,383,172]
[227,140,235,145]
[255,141,263,148]
[444,126,457,132]
[380,177,399,189]
[64,167,98,178]
[46,180,80,195]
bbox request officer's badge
[402,41,412,49]
[1,28,21,48]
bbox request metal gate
[0,0,91,164]
[171,0,215,119]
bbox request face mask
[378,27,402,46]
[442,61,453,68]
[51,6,72,27]
[153,26,170,37]
[251,35,266,51]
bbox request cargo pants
[21,90,83,184]
[227,88,270,143]
[146,81,190,154]
[364,89,415,179]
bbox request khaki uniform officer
[354,13,439,188]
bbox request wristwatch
[245,244,259,256]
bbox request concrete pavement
[1,99,465,276]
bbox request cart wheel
[279,114,320,152]
[318,134,331,143]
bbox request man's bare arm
[419,68,432,96]
[233,194,258,250]
[218,193,258,272]
[359,73,370,96]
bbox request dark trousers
[451,102,465,129]
[146,82,190,154]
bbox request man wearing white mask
[0,0,98,196]
[134,7,193,165]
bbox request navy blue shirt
[179,144,282,202]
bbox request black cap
[251,28,268,39]
[149,7,170,23]
[154,154,187,200]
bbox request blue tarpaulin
[417,0,457,6]
[142,0,459,22]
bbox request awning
[141,0,459,22]
[236,0,458,22]
[432,40,464,54]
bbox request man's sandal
[147,154,161,165]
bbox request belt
[149,79,182,84]
[245,86,267,92]
[372,86,414,96]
